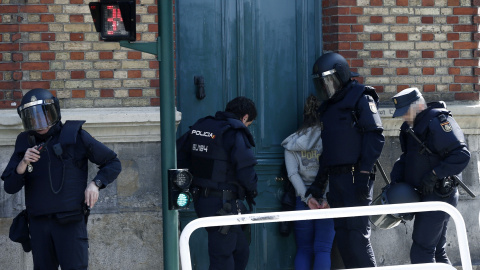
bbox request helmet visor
[312,69,342,100]
[18,100,59,131]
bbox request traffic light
[168,169,193,210]
[89,0,136,41]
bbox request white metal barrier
[179,202,471,270]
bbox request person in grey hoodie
[281,95,335,270]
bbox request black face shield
[312,68,343,100]
[18,99,59,131]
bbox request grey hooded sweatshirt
[281,126,325,204]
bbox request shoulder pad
[60,120,86,146]
[363,86,379,103]
[436,113,453,133]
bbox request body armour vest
[22,121,88,216]
[189,116,237,190]
[399,107,465,188]
[320,82,376,167]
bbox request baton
[375,160,390,185]
[406,128,476,198]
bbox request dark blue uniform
[390,104,470,264]
[2,121,121,270]
[177,111,257,270]
[318,81,384,268]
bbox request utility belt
[326,163,377,176]
[198,187,238,201]
[29,204,90,225]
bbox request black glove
[354,173,370,201]
[422,171,437,195]
[246,189,257,211]
[305,172,328,199]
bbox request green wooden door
[176,1,322,268]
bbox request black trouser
[29,214,88,270]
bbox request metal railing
[179,202,471,270]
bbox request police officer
[1,88,122,269]
[176,96,258,270]
[390,87,470,264]
[307,52,384,268]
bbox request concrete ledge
[0,107,180,145]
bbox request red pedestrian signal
[89,0,136,42]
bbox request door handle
[194,76,206,100]
[275,176,284,182]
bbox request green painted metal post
[159,1,179,270]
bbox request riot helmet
[312,52,359,100]
[370,182,420,229]
[17,88,61,132]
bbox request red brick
[453,42,477,50]
[350,59,363,68]
[72,90,85,98]
[70,33,84,41]
[70,0,83,4]
[13,72,23,81]
[422,0,434,6]
[422,51,434,58]
[0,24,19,32]
[370,33,382,41]
[396,51,409,58]
[40,14,54,22]
[453,7,477,15]
[41,52,55,60]
[422,33,434,41]
[351,25,363,32]
[473,0,480,6]
[150,79,159,88]
[454,59,477,66]
[421,17,433,24]
[396,0,408,6]
[423,67,435,75]
[0,81,20,89]
[99,52,113,59]
[447,33,459,41]
[351,42,363,50]
[128,70,141,78]
[337,7,350,15]
[151,98,160,106]
[70,52,84,60]
[338,43,350,50]
[396,16,408,24]
[449,67,460,75]
[100,71,114,78]
[100,89,114,97]
[148,24,158,32]
[396,33,408,41]
[475,67,480,76]
[351,7,363,15]
[20,5,48,13]
[41,33,56,41]
[455,92,479,100]
[447,0,460,5]
[0,101,20,109]
[0,44,19,51]
[0,92,3,99]
[42,71,56,80]
[397,68,409,75]
[21,81,50,89]
[71,71,85,79]
[22,62,50,70]
[70,15,84,23]
[21,43,49,51]
[12,53,23,62]
[1,5,19,13]
[455,76,478,84]
[129,89,142,97]
[338,25,351,33]
[338,34,357,41]
[447,16,459,24]
[371,68,383,75]
[337,16,357,24]
[150,61,159,69]
[447,51,459,58]
[397,85,410,92]
[147,6,157,14]
[423,85,436,92]
[40,0,54,3]
[370,0,382,6]
[453,25,476,32]
[0,63,20,71]
[128,51,142,60]
[371,51,383,58]
[370,16,383,23]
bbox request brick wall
[0,0,160,109]
[322,0,479,102]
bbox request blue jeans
[294,197,335,270]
